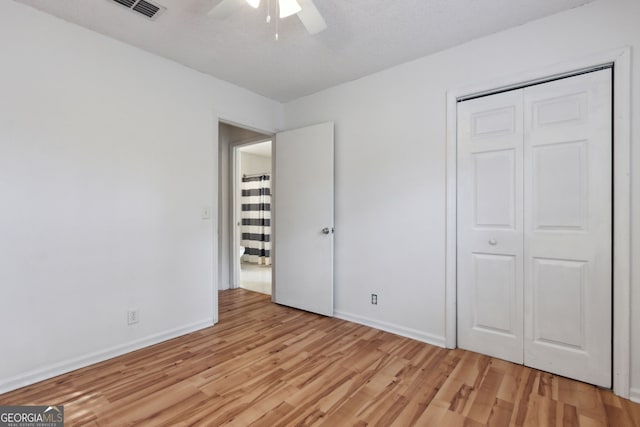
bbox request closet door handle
[489,239,497,246]
[321,227,333,235]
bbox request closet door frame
[444,47,631,398]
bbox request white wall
[240,151,272,176]
[283,0,640,399]
[0,1,280,393]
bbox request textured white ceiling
[15,0,595,102]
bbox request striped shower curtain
[241,174,271,265]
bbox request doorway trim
[444,47,631,398]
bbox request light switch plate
[201,206,211,219]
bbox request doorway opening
[218,121,272,296]
[218,120,335,317]
[236,141,273,295]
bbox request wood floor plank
[1,288,638,426]
[467,366,504,424]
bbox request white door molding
[444,47,631,398]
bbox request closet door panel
[523,69,612,388]
[457,90,524,364]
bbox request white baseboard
[630,388,640,403]
[334,310,446,348]
[0,319,214,395]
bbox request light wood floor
[1,289,638,426]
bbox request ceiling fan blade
[296,0,327,34]
[208,0,244,19]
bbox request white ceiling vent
[108,0,166,20]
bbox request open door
[273,122,334,316]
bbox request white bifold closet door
[457,69,612,387]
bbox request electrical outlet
[371,294,378,305]
[127,309,139,325]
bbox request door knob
[322,227,333,235]
[489,239,497,245]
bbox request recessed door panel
[472,253,516,335]
[473,150,515,229]
[533,93,587,128]
[532,258,586,350]
[472,106,516,138]
[533,141,587,231]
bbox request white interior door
[457,90,525,364]
[274,122,334,316]
[457,69,612,388]
[523,69,612,387]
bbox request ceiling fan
[208,0,327,35]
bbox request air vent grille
[113,0,136,7]
[133,0,160,18]
[107,0,166,20]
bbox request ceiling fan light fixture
[278,0,301,18]
[246,0,260,8]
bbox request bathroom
[237,141,272,295]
